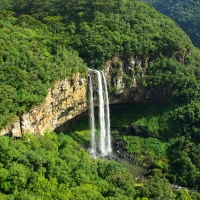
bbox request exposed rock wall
[103,56,170,105]
[0,121,22,137]
[0,73,88,137]
[0,56,170,136]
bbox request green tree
[175,188,192,200]
[137,175,175,200]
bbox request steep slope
[142,0,200,48]
[1,0,200,101]
[0,11,87,130]
[1,0,200,196]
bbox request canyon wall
[0,57,169,136]
[104,56,170,105]
[0,73,88,137]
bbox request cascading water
[88,69,112,157]
[95,70,106,155]
[101,71,112,154]
[88,74,96,156]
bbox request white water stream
[88,74,96,156]
[101,71,112,153]
[88,69,112,157]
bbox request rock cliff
[0,57,170,136]
[104,56,170,105]
[0,73,88,137]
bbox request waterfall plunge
[101,71,112,154]
[88,74,96,156]
[88,69,112,157]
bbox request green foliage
[0,1,200,198]
[5,0,198,69]
[143,56,199,103]
[64,0,196,70]
[1,0,200,131]
[107,83,119,94]
[137,175,175,200]
[175,188,192,200]
[123,74,132,88]
[0,132,137,199]
[110,104,175,137]
[0,12,87,129]
[110,103,200,189]
[122,136,167,168]
[143,0,200,48]
[167,136,200,188]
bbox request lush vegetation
[1,0,200,126]
[0,132,135,199]
[142,0,200,48]
[0,0,197,67]
[110,104,200,190]
[0,131,198,200]
[0,0,200,123]
[1,0,200,199]
[0,11,87,129]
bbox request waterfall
[88,69,112,157]
[88,74,96,156]
[95,70,106,155]
[101,71,112,154]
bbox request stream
[120,158,145,177]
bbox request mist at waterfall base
[88,69,112,158]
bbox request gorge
[0,57,153,137]
[1,0,200,197]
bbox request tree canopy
[0,132,137,199]
[142,0,200,48]
[1,0,200,129]
[1,1,200,199]
[0,11,87,129]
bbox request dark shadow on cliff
[55,107,99,148]
[55,103,180,146]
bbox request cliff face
[0,57,170,136]
[104,57,170,105]
[0,74,88,137]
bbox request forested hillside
[1,0,200,199]
[142,0,200,48]
[1,0,200,129]
[0,132,137,199]
[0,11,87,129]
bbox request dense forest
[0,11,87,129]
[0,132,137,199]
[1,0,200,199]
[142,0,200,48]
